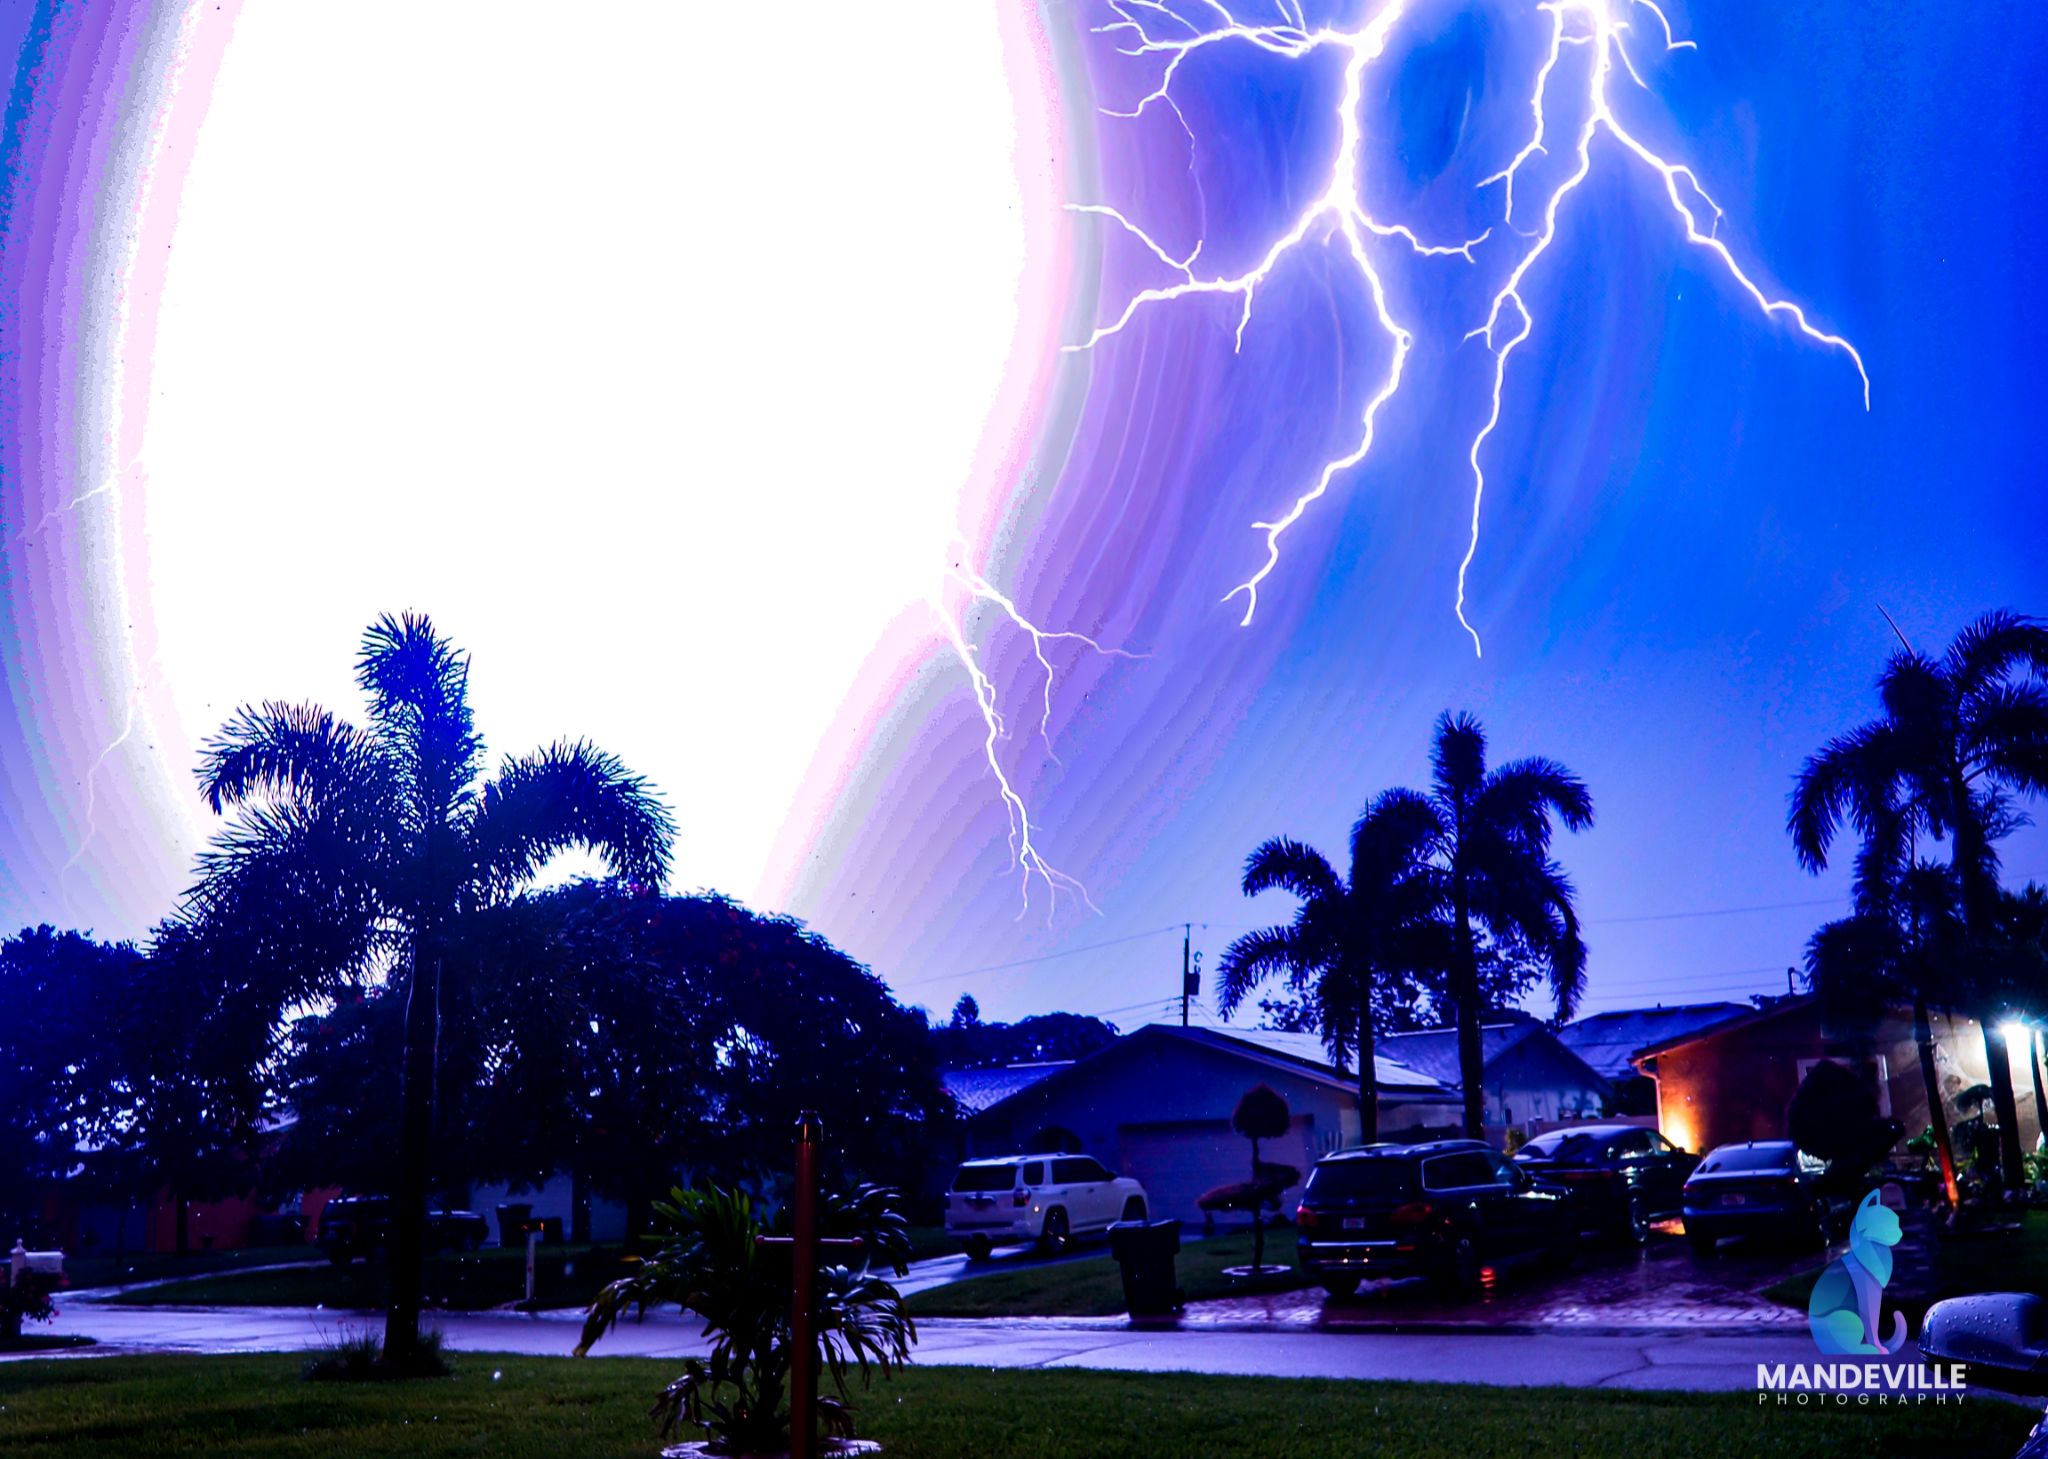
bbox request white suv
[945,1153,1148,1260]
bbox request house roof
[1557,1003,1752,1081]
[1162,1024,1451,1092]
[960,1023,1457,1123]
[941,1062,1071,1114]
[1626,995,1814,1064]
[1376,1024,1542,1088]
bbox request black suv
[1295,1139,1575,1299]
[316,1196,490,1265]
[1511,1123,1698,1244]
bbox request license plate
[1720,1193,1748,1207]
[1343,1216,1366,1230]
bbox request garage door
[1117,1117,1315,1224]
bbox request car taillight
[1013,1191,1030,1207]
[1390,1200,1437,1225]
[1296,1205,1320,1231]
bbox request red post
[790,1110,822,1459]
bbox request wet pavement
[24,1300,1851,1392]
[1188,1221,1820,1331]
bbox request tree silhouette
[1791,610,2048,1194]
[187,613,672,1366]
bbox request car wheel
[1687,1230,1716,1260]
[963,1237,992,1262]
[1122,1198,1147,1223]
[1435,1235,1483,1298]
[1619,1196,1650,1246]
[1320,1278,1361,1301]
[1038,1208,1070,1256]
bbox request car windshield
[1305,1159,1418,1203]
[1519,1131,1605,1163]
[1698,1145,1796,1174]
[953,1164,1020,1193]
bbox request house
[1630,994,2044,1159]
[1377,1023,1609,1128]
[941,1062,1071,1119]
[1557,1003,1750,1114]
[959,1023,1459,1223]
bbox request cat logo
[1807,1189,1909,1355]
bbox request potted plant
[578,1183,914,1457]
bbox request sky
[2,0,2044,1034]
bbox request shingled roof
[1557,1003,1751,1082]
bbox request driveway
[1190,1220,1819,1330]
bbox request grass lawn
[0,1354,2029,1458]
[1764,1208,2048,1325]
[905,1227,1307,1317]
[61,1245,325,1292]
[113,1244,636,1312]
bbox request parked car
[316,1195,490,1264]
[1296,1139,1575,1299]
[944,1153,1148,1260]
[1680,1140,1845,1256]
[1512,1123,1698,1244]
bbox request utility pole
[1182,924,1192,1027]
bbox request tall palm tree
[1424,712,1593,1138]
[187,613,673,1366]
[1216,790,1444,1143]
[1790,610,2048,1195]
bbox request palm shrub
[1232,1084,1293,1273]
[578,1183,915,1452]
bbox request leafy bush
[578,1182,914,1452]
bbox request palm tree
[1216,789,1443,1143]
[187,613,673,1366]
[1790,610,2048,1195]
[1424,713,1593,1138]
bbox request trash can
[1108,1218,1182,1317]
[494,1203,532,1248]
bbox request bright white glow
[2002,1021,2032,1045]
[145,4,1028,902]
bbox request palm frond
[1789,722,1900,872]
[470,740,675,900]
[1241,837,1340,904]
[1477,757,1595,842]
[196,702,380,814]
[1430,711,1488,806]
[1947,610,2048,695]
[1215,924,1316,1016]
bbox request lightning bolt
[58,651,161,913]
[1072,0,1867,653]
[934,541,1143,920]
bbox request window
[1305,1159,1417,1203]
[1647,1132,1678,1157]
[1022,1161,1045,1185]
[1609,1129,1651,1160]
[1051,1158,1098,1184]
[1485,1151,1522,1185]
[1696,1144,1796,1174]
[1422,1152,1499,1190]
[952,1164,1020,1193]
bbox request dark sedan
[1681,1140,1845,1256]
[1512,1123,1698,1244]
[1296,1139,1576,1299]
